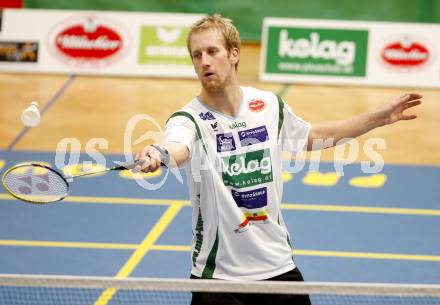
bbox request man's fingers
[132,159,145,173]
[398,93,423,104]
[399,100,421,121]
[402,114,417,120]
[150,158,161,170]
[407,93,423,99]
[133,148,149,172]
[133,146,162,173]
[133,158,150,173]
[403,100,422,110]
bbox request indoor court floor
[0,44,439,288]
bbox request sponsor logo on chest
[198,111,216,120]
[229,121,247,129]
[216,132,236,152]
[221,148,273,188]
[231,187,268,209]
[210,121,219,132]
[239,126,269,146]
[248,99,266,112]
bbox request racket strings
[3,165,69,203]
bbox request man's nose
[201,53,210,66]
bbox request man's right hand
[133,142,190,173]
[133,145,163,173]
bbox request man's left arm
[306,93,422,151]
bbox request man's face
[189,29,239,92]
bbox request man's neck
[199,84,242,117]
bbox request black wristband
[151,145,170,166]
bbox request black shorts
[190,267,312,305]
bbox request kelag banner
[261,18,440,88]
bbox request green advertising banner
[261,18,440,88]
[265,26,369,77]
[138,26,192,65]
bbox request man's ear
[230,47,240,65]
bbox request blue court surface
[0,149,439,286]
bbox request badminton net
[1,274,440,305]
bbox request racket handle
[151,145,170,166]
[113,163,165,170]
[114,145,169,170]
[113,159,166,171]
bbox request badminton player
[134,14,422,305]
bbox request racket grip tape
[150,145,170,166]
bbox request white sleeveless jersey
[165,86,310,280]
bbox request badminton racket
[2,159,163,204]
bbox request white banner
[0,9,204,78]
[260,18,440,88]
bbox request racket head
[2,163,69,204]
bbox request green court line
[1,193,439,216]
[1,240,439,262]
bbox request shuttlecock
[21,101,40,127]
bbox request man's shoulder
[169,98,199,116]
[167,98,203,125]
[178,96,199,111]
[241,86,278,101]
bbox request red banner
[0,0,23,8]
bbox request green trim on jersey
[279,213,294,262]
[168,111,207,154]
[286,233,295,262]
[192,207,204,267]
[201,229,219,279]
[276,95,284,140]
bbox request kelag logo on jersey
[199,112,216,120]
[239,126,269,146]
[232,187,267,209]
[229,121,246,129]
[216,133,236,152]
[221,148,273,188]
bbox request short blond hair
[187,14,241,69]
